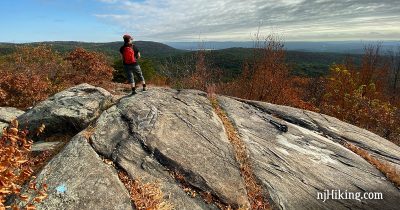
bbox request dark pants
[123,64,145,84]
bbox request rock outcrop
[12,85,400,210]
[218,96,400,210]
[17,83,113,137]
[90,89,249,209]
[0,107,25,135]
[26,133,132,210]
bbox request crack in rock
[89,88,250,209]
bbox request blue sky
[0,0,123,42]
[1,0,399,43]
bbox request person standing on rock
[120,34,146,95]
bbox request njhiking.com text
[317,189,383,202]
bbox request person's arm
[134,46,141,59]
[119,47,124,61]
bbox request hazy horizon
[2,39,399,54]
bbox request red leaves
[0,45,114,109]
[65,48,113,87]
[0,72,50,109]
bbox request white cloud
[95,0,400,41]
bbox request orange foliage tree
[0,45,69,108]
[219,35,306,108]
[359,44,390,94]
[64,48,113,87]
[0,46,114,109]
[0,73,50,109]
[0,45,70,85]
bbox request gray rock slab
[244,99,400,170]
[0,107,25,123]
[22,132,132,210]
[90,88,250,209]
[17,84,113,137]
[218,96,400,210]
[32,141,63,152]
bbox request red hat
[123,34,133,40]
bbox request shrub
[65,48,113,87]
[322,65,399,142]
[0,46,114,109]
[0,72,50,108]
[0,45,69,108]
[218,35,304,108]
[180,50,222,91]
[0,45,69,90]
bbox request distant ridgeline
[0,41,367,77]
[0,41,185,59]
[166,41,400,54]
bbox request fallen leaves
[117,171,173,210]
[210,97,270,210]
[344,142,400,187]
[0,120,47,209]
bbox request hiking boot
[143,84,147,91]
[131,88,137,95]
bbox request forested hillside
[0,41,364,78]
[0,41,184,58]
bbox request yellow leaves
[10,120,18,130]
[15,159,28,164]
[103,159,114,166]
[0,188,12,194]
[33,191,48,203]
[28,182,37,191]
[323,63,400,143]
[26,204,36,210]
[19,194,29,202]
[183,187,197,198]
[36,124,45,136]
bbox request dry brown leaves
[0,120,47,210]
[117,171,173,210]
[344,142,400,187]
[209,97,270,210]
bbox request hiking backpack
[123,46,136,64]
